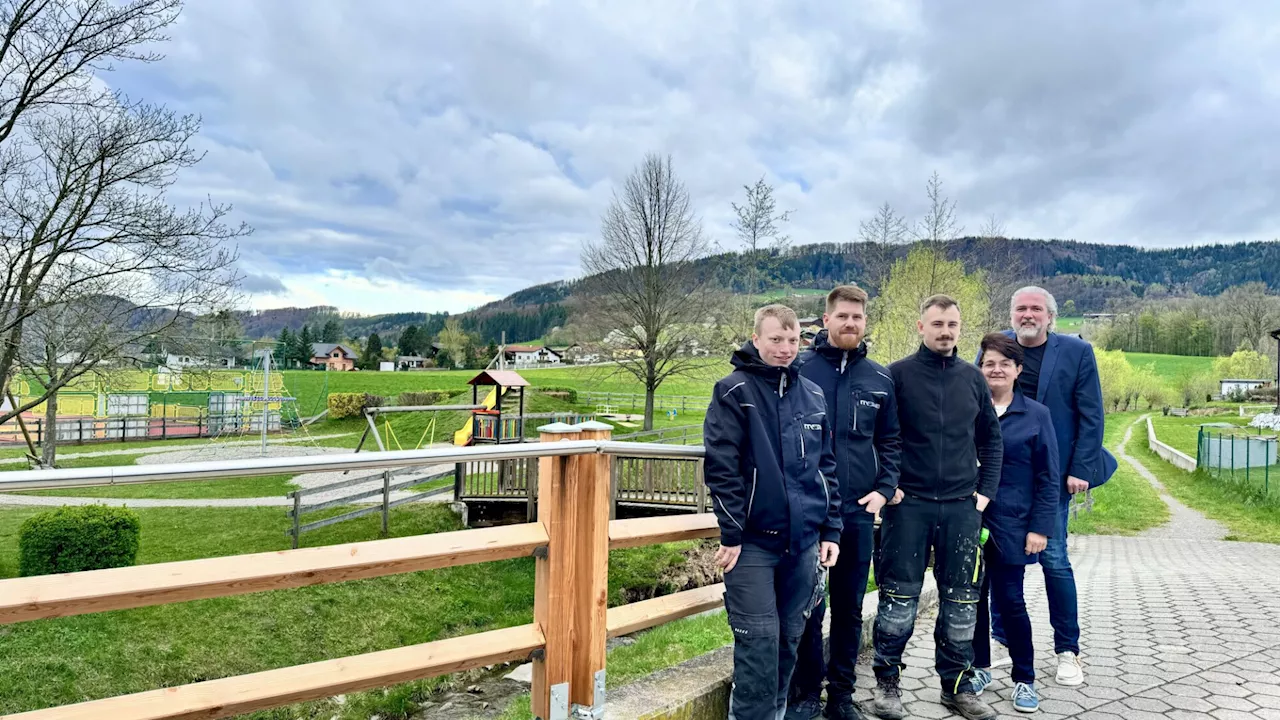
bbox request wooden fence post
[570,420,612,715]
[531,422,582,720]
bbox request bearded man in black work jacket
[870,294,1003,720]
[785,284,901,720]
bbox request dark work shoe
[872,676,906,719]
[941,688,999,720]
[825,695,870,720]
[785,695,823,720]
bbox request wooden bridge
[0,421,720,720]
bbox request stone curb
[604,575,941,720]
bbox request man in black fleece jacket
[870,294,1003,720]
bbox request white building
[1219,378,1270,397]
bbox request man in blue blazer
[976,286,1115,687]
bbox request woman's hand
[1025,532,1048,555]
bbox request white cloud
[94,0,1280,315]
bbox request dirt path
[1119,415,1229,540]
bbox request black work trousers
[872,494,985,692]
[789,521,875,703]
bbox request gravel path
[0,442,457,508]
[1119,415,1229,541]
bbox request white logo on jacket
[803,422,822,430]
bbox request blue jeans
[975,545,1036,684]
[790,522,874,702]
[725,542,820,720]
[991,503,1080,654]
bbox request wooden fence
[0,426,718,720]
[580,391,710,414]
[286,465,455,548]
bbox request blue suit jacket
[978,331,1116,499]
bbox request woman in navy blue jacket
[971,333,1061,713]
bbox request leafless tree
[979,213,1006,240]
[858,200,908,291]
[730,175,792,295]
[1221,283,1280,352]
[0,0,247,428]
[581,153,714,430]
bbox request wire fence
[1197,426,1279,500]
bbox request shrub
[535,386,579,403]
[397,391,453,406]
[19,505,142,577]
[362,393,389,409]
[328,392,365,419]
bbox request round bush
[18,505,142,577]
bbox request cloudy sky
[105,1,1280,315]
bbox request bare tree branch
[730,175,791,295]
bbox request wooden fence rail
[0,424,719,720]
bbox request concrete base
[604,575,940,720]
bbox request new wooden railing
[0,422,719,720]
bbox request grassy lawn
[1124,352,1215,383]
[1128,432,1280,544]
[1067,412,1170,536]
[0,503,714,718]
[13,472,299,499]
[1055,316,1084,332]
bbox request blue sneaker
[969,667,993,696]
[1012,682,1039,713]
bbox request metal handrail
[0,439,706,492]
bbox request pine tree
[364,333,384,370]
[276,328,293,367]
[321,318,343,343]
[399,325,420,356]
[296,325,314,368]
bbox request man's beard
[830,330,861,350]
[1016,322,1043,342]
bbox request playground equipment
[354,403,485,454]
[455,370,530,445]
[1,358,296,450]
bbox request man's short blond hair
[754,304,799,335]
[826,284,869,313]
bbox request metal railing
[581,391,710,414]
[613,424,703,444]
[0,427,716,720]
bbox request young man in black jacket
[703,304,843,720]
[786,285,901,720]
[871,294,1003,720]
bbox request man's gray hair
[1010,286,1058,318]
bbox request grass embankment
[1066,412,1170,536]
[0,504,714,718]
[1141,417,1280,544]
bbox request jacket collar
[915,343,959,368]
[812,329,868,367]
[731,341,799,393]
[998,390,1030,417]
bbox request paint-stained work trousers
[872,494,985,692]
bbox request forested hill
[241,237,1279,343]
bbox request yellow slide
[453,386,499,446]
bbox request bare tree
[0,0,247,428]
[858,200,908,291]
[730,175,792,295]
[1221,283,1280,352]
[908,171,964,295]
[581,153,714,430]
[979,213,1006,240]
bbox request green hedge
[18,506,142,577]
[535,386,579,403]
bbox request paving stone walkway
[851,534,1280,718]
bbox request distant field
[1124,352,1215,382]
[1056,316,1084,332]
[281,362,727,415]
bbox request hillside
[238,237,1280,343]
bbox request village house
[503,344,563,367]
[309,343,359,371]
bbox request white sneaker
[1056,651,1084,686]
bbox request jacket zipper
[819,470,830,514]
[747,468,757,518]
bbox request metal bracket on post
[532,544,549,559]
[570,669,606,719]
[550,682,570,720]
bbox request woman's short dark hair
[980,333,1024,366]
